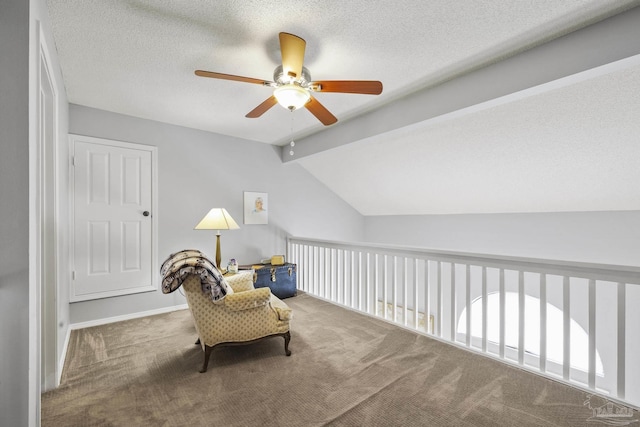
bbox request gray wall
[1,0,70,423]
[364,211,640,266]
[68,104,364,324]
[0,1,30,425]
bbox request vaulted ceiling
[47,0,640,215]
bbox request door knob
[143,211,150,217]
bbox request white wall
[364,211,640,266]
[68,104,364,324]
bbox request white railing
[287,237,640,408]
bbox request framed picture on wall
[244,191,268,225]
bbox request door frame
[69,134,158,302]
[37,23,59,393]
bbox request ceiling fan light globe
[274,84,310,111]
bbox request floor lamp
[194,208,240,270]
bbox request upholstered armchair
[182,271,292,373]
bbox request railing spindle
[588,278,596,389]
[325,248,329,299]
[321,248,324,298]
[351,251,356,309]
[343,250,348,305]
[307,245,311,293]
[540,274,547,372]
[403,257,408,326]
[499,268,505,359]
[425,260,431,334]
[482,266,487,352]
[563,276,571,381]
[374,254,379,317]
[466,264,471,347]
[331,249,340,301]
[518,271,525,365]
[383,255,388,320]
[393,256,398,322]
[365,253,371,314]
[358,251,363,311]
[437,261,442,337]
[414,259,419,329]
[617,282,626,399]
[451,263,456,342]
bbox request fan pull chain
[289,111,295,156]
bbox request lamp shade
[274,84,311,111]
[194,208,240,230]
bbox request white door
[71,135,156,301]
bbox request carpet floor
[42,293,637,426]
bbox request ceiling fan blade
[246,96,278,118]
[310,80,383,95]
[305,95,338,126]
[279,32,306,80]
[195,70,271,86]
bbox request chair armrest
[224,287,271,311]
[270,295,293,321]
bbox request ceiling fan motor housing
[273,65,312,87]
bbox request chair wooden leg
[200,346,212,373]
[283,331,292,356]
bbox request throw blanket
[160,249,232,302]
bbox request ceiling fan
[195,32,383,126]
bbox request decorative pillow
[225,272,255,293]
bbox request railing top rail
[288,236,640,283]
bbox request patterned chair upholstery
[182,271,292,372]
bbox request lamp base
[215,233,222,271]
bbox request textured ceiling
[47,0,633,143]
[47,1,640,215]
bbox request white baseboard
[69,304,189,330]
[57,326,71,386]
